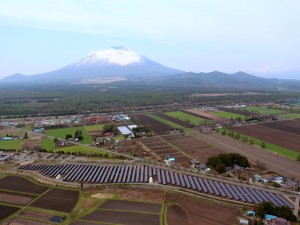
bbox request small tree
[250,139,254,145]
[261,142,266,148]
[65,134,72,139]
[24,132,28,139]
[215,163,226,173]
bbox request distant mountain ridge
[1,46,182,84]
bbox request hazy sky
[1,0,300,79]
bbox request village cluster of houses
[241,211,291,225]
[253,175,299,190]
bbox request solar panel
[113,166,121,183]
[179,174,186,187]
[165,171,171,184]
[83,165,96,182]
[188,176,196,190]
[70,165,84,181]
[126,166,133,183]
[45,165,57,175]
[183,175,190,189]
[157,168,161,184]
[208,180,219,196]
[135,166,140,183]
[203,179,213,194]
[53,164,67,176]
[197,178,207,193]
[63,164,75,174]
[242,187,260,204]
[274,193,294,208]
[109,166,118,182]
[153,167,157,176]
[174,173,180,186]
[63,164,80,181]
[261,191,279,206]
[140,165,144,183]
[268,192,285,206]
[144,166,148,182]
[161,170,166,185]
[90,166,102,182]
[231,185,246,202]
[214,181,226,197]
[103,166,114,183]
[40,165,51,173]
[75,165,89,181]
[117,166,125,183]
[60,164,72,174]
[169,171,175,185]
[149,166,153,177]
[131,166,136,183]
[219,182,232,199]
[236,186,252,203]
[247,188,262,204]
[122,166,129,183]
[224,184,239,200]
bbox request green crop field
[41,138,55,151]
[45,127,93,144]
[220,129,299,160]
[209,111,247,120]
[85,124,105,132]
[0,139,24,150]
[165,111,205,125]
[55,145,113,156]
[278,113,300,119]
[147,113,191,133]
[245,106,285,115]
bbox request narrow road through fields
[190,131,300,180]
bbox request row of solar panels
[19,164,293,208]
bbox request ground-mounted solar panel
[253,189,269,202]
[83,165,96,182]
[35,165,44,171]
[63,164,80,181]
[60,164,71,174]
[161,169,166,185]
[174,173,180,186]
[247,188,262,204]
[53,164,68,176]
[236,186,252,203]
[197,178,207,193]
[268,192,285,206]
[89,166,102,182]
[208,180,219,196]
[144,166,148,182]
[274,193,294,208]
[26,164,36,170]
[108,166,118,183]
[188,176,196,190]
[261,191,280,206]
[140,165,144,183]
[224,184,239,200]
[169,171,175,185]
[62,164,74,174]
[149,166,153,177]
[214,181,226,197]
[122,166,129,183]
[203,179,214,194]
[231,185,246,202]
[165,171,170,184]
[117,166,124,183]
[113,166,121,183]
[183,175,190,189]
[242,187,260,204]
[96,166,108,183]
[40,165,52,173]
[75,165,89,181]
[135,166,140,183]
[70,165,84,181]
[153,167,157,176]
[178,174,186,187]
[126,166,133,183]
[192,177,201,191]
[49,166,61,177]
[131,166,136,183]
[103,166,114,183]
[157,168,162,184]
[219,183,232,199]
[44,165,56,175]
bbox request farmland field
[41,138,55,151]
[244,106,285,115]
[0,176,48,194]
[208,111,247,120]
[0,191,34,205]
[45,127,93,144]
[278,113,300,119]
[184,109,227,121]
[85,124,105,132]
[55,145,112,156]
[132,113,172,135]
[0,205,20,220]
[165,111,205,125]
[152,112,192,128]
[32,188,79,212]
[0,139,24,150]
[257,120,300,135]
[234,125,300,152]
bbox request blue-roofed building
[264,214,277,221]
[246,210,256,216]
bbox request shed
[246,211,256,216]
[265,214,277,221]
[117,126,132,135]
[240,218,249,225]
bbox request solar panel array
[19,164,293,208]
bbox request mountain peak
[75,46,142,66]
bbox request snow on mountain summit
[74,46,142,66]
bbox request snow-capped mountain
[1,47,182,84]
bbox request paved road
[190,131,300,180]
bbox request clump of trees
[103,124,118,134]
[255,201,297,222]
[206,153,250,173]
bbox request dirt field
[119,140,158,161]
[234,124,300,152]
[190,131,300,179]
[185,109,226,121]
[170,197,240,225]
[258,119,300,135]
[131,113,172,135]
[82,209,160,225]
[0,191,34,205]
[20,211,53,222]
[31,188,79,212]
[162,134,225,163]
[3,217,50,225]
[218,107,253,116]
[167,205,189,225]
[0,176,48,194]
[153,112,192,128]
[99,199,161,213]
[139,136,191,167]
[0,205,19,220]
